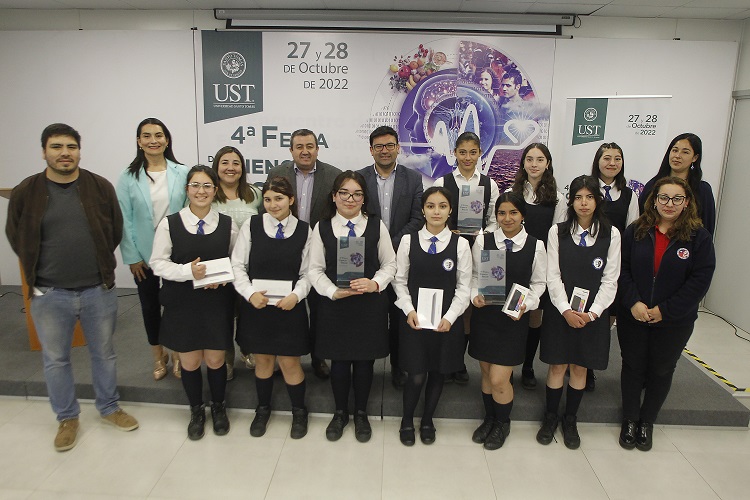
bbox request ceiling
[0,0,749,21]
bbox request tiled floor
[0,312,748,500]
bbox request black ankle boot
[210,401,230,436]
[188,404,206,441]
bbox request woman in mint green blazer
[116,118,189,381]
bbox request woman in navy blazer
[116,118,189,381]
[618,176,715,451]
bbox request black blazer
[265,160,341,228]
[357,164,424,250]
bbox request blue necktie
[579,230,588,247]
[504,238,513,252]
[603,185,613,202]
[197,219,205,235]
[346,220,356,237]
[275,222,284,239]
[428,236,438,254]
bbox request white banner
[558,96,672,198]
[195,31,555,191]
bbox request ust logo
[572,98,608,145]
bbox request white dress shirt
[393,226,472,325]
[433,168,500,232]
[308,212,397,300]
[230,213,312,302]
[150,206,239,282]
[148,169,169,229]
[469,227,547,311]
[546,223,621,317]
[599,178,639,226]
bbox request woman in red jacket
[618,176,715,451]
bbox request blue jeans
[30,284,120,421]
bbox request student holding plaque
[150,165,239,440]
[392,186,472,446]
[212,146,263,379]
[537,175,620,450]
[433,131,500,383]
[308,170,397,443]
[468,192,547,449]
[618,177,715,451]
[509,143,567,390]
[231,176,313,440]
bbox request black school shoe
[619,419,637,450]
[353,410,372,443]
[585,369,596,392]
[399,426,416,446]
[483,421,511,450]
[326,410,349,441]
[210,401,230,436]
[536,412,558,445]
[452,366,470,385]
[635,421,653,451]
[521,368,537,390]
[419,424,436,445]
[250,406,271,437]
[290,407,308,439]
[561,415,581,450]
[472,417,494,444]
[187,404,206,441]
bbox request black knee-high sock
[564,385,585,417]
[482,392,494,420]
[181,366,203,407]
[545,385,563,415]
[493,399,513,423]
[330,360,352,412]
[402,372,426,428]
[421,371,445,426]
[352,360,374,413]
[206,363,227,403]
[286,379,306,409]
[255,375,274,408]
[523,327,541,371]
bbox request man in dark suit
[357,126,424,388]
[266,129,341,379]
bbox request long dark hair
[262,176,298,219]
[635,177,702,241]
[494,191,527,219]
[324,170,370,219]
[211,146,257,204]
[511,143,558,206]
[560,175,608,237]
[654,133,704,213]
[590,142,626,191]
[127,118,180,181]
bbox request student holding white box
[537,175,620,450]
[150,165,239,441]
[468,192,546,450]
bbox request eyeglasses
[372,143,398,152]
[187,182,216,191]
[337,190,364,201]
[655,194,686,206]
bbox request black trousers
[386,285,401,371]
[135,267,162,346]
[618,314,694,423]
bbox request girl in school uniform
[537,175,620,450]
[509,143,566,390]
[393,186,472,446]
[308,170,397,443]
[468,192,547,450]
[586,142,640,390]
[212,146,263,379]
[231,176,313,440]
[433,131,501,384]
[116,117,188,381]
[150,165,239,440]
[618,177,715,451]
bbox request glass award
[336,236,365,287]
[457,184,484,234]
[477,249,506,305]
